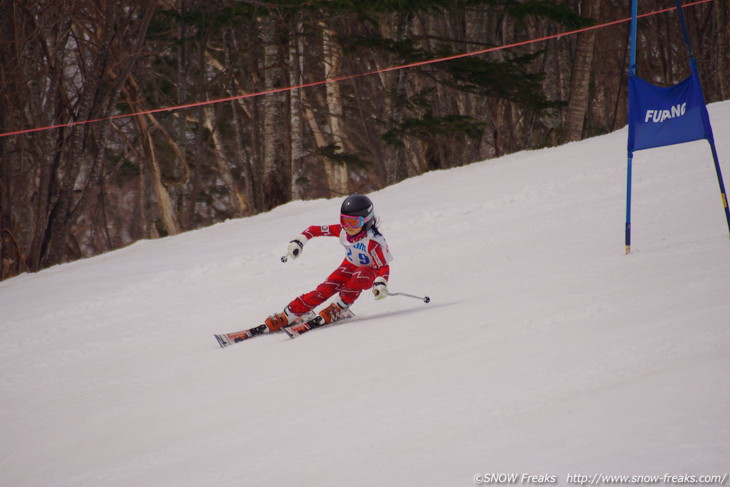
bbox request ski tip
[214,334,232,348]
[283,327,299,339]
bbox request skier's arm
[301,224,341,239]
[369,240,390,300]
[287,225,342,260]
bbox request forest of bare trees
[1,0,729,280]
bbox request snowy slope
[2,101,729,487]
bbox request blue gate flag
[624,0,729,254]
[627,65,713,153]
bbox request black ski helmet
[341,194,375,230]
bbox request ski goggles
[340,214,367,228]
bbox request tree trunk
[564,0,601,143]
[260,14,289,209]
[26,13,71,271]
[377,12,410,185]
[223,26,254,214]
[321,21,349,195]
[123,83,181,237]
[45,4,120,266]
[70,3,157,242]
[716,0,729,99]
[289,15,308,200]
[140,120,181,237]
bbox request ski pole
[390,292,430,303]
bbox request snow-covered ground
[2,101,729,487]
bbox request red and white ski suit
[288,224,393,315]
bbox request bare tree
[564,0,601,142]
[260,13,290,209]
[321,21,350,195]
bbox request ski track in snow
[1,101,729,487]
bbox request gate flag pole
[674,0,730,236]
[673,0,730,237]
[625,0,639,255]
[625,0,730,254]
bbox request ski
[215,310,355,347]
[214,314,314,348]
[282,309,355,339]
[214,324,269,348]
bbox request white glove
[287,235,307,260]
[372,277,389,300]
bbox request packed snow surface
[2,102,730,487]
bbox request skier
[263,193,393,332]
